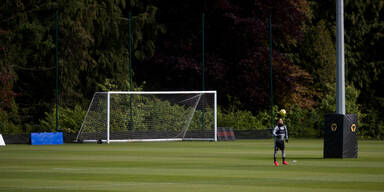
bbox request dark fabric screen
[343,114,358,158]
[324,114,358,158]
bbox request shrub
[38,105,86,133]
[0,109,22,134]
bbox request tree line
[0,0,383,138]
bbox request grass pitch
[0,139,384,192]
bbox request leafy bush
[0,109,22,134]
[218,106,277,130]
[38,105,86,133]
[361,108,384,139]
[35,83,374,139]
[218,83,367,139]
[281,105,319,137]
[282,83,365,138]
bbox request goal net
[76,91,217,143]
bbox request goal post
[76,91,217,143]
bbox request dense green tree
[344,0,384,139]
[137,0,316,112]
[0,0,383,138]
[0,0,163,132]
[343,0,384,106]
[291,19,336,104]
[308,0,384,138]
[301,20,336,88]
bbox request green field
[1,139,384,192]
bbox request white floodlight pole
[336,0,345,114]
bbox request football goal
[76,91,217,143]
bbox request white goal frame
[77,91,217,143]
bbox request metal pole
[269,15,274,129]
[214,91,217,142]
[202,13,205,92]
[336,0,345,114]
[55,10,59,131]
[129,12,133,91]
[129,12,134,129]
[202,13,205,130]
[107,92,110,144]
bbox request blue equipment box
[31,132,64,145]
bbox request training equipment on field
[31,132,64,145]
[279,109,286,116]
[0,134,5,146]
[76,91,217,143]
[324,114,358,158]
[217,127,236,141]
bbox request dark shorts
[274,139,285,151]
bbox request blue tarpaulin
[31,132,64,145]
